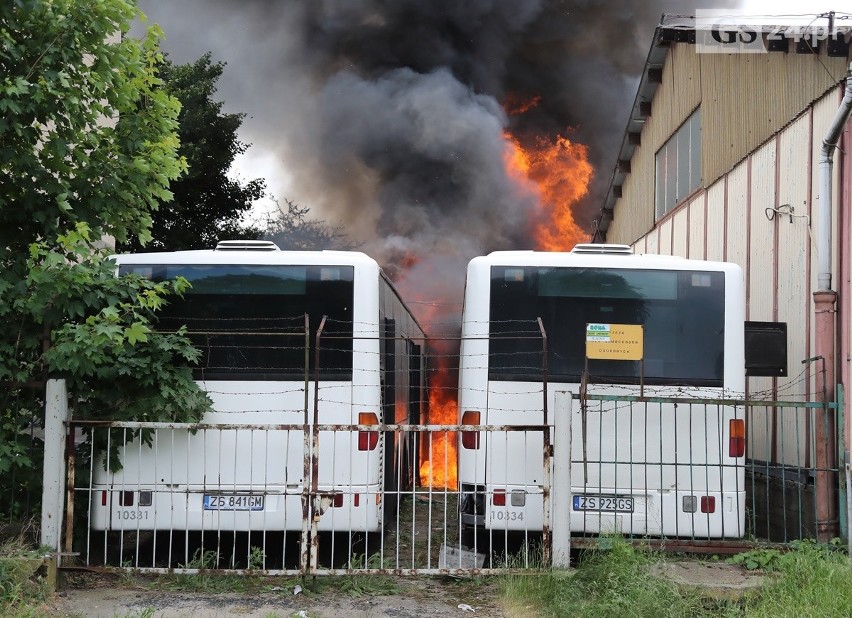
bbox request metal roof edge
[592,12,852,239]
[594,14,670,236]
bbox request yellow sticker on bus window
[585,323,644,360]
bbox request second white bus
[457,244,746,540]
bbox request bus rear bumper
[88,485,384,533]
[461,483,747,539]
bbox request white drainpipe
[817,61,852,292]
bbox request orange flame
[504,93,542,116]
[503,131,592,251]
[419,356,458,490]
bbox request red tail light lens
[700,496,716,513]
[492,489,506,506]
[358,412,379,451]
[461,410,480,450]
[729,419,745,457]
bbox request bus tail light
[461,411,480,449]
[358,412,379,451]
[729,419,745,457]
[492,489,506,506]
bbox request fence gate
[63,418,553,576]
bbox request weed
[739,539,852,616]
[501,536,714,618]
[182,548,219,570]
[347,551,386,569]
[333,573,400,596]
[500,536,852,618]
[727,547,783,571]
[248,545,266,570]
[0,520,52,617]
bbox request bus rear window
[488,266,725,387]
[120,264,354,381]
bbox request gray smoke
[133,0,736,328]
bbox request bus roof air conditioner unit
[571,243,633,255]
[215,240,281,251]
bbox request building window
[655,108,701,218]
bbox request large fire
[503,131,592,250]
[419,356,458,489]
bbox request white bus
[90,241,425,536]
[457,244,746,540]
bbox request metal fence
[50,390,846,575]
[65,420,549,575]
[572,393,845,550]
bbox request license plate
[573,495,634,513]
[203,494,265,511]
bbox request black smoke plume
[135,0,733,328]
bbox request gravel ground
[50,573,508,618]
[47,559,766,617]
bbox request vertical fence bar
[846,461,852,558]
[300,314,311,576]
[552,391,572,567]
[836,385,847,544]
[537,317,551,564]
[308,316,327,580]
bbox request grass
[499,536,852,618]
[737,540,852,616]
[0,523,53,618]
[500,539,711,617]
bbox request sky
[130,0,848,327]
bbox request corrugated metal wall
[607,42,849,245]
[608,44,701,242]
[702,52,848,186]
[627,88,845,466]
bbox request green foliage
[501,537,852,618]
[739,539,852,616]
[123,52,266,251]
[0,0,184,251]
[727,547,784,572]
[333,572,400,596]
[248,546,265,570]
[0,557,51,617]
[182,548,219,570]
[0,525,51,616]
[501,538,710,618]
[727,538,845,573]
[0,403,43,521]
[0,0,212,479]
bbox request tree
[123,52,266,252]
[264,198,357,250]
[0,0,211,450]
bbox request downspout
[814,61,852,542]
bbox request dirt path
[50,574,508,618]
